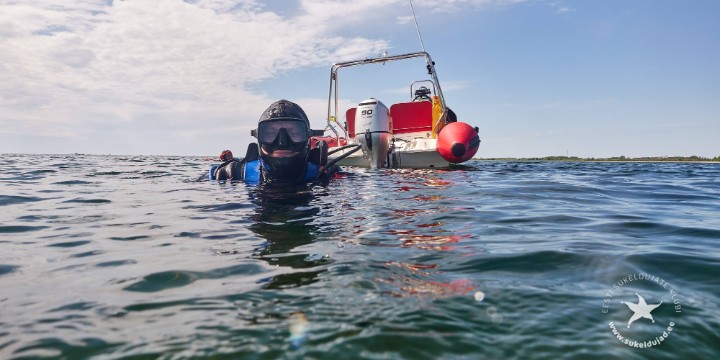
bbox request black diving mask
[257,119,310,161]
[257,120,309,144]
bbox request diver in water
[212,149,243,181]
[208,99,338,184]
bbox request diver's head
[219,149,233,162]
[253,100,311,181]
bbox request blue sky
[1,0,718,157]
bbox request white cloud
[547,1,574,15]
[395,0,530,25]
[0,0,392,152]
[0,0,525,155]
[410,0,528,13]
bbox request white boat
[312,51,481,169]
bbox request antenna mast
[408,0,426,52]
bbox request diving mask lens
[258,120,308,144]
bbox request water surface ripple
[1,155,718,359]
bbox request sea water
[1,154,718,359]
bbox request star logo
[621,293,662,328]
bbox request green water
[1,155,718,359]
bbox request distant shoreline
[475,156,720,163]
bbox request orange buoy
[436,122,480,163]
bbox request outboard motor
[355,98,392,168]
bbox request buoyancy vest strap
[244,160,262,184]
[305,162,320,181]
[209,164,219,181]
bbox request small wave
[63,198,112,204]
[91,171,125,176]
[123,264,266,293]
[625,252,720,287]
[496,214,592,225]
[189,203,255,211]
[0,195,47,206]
[447,250,593,274]
[52,180,94,185]
[26,169,57,174]
[96,259,137,267]
[48,301,97,313]
[10,337,116,359]
[174,232,201,238]
[109,235,149,241]
[47,240,91,248]
[0,225,49,233]
[0,264,20,277]
[71,250,103,258]
[591,221,720,239]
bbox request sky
[0,0,718,158]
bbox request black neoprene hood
[258,99,310,125]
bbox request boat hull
[328,138,450,169]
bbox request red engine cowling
[436,122,480,163]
